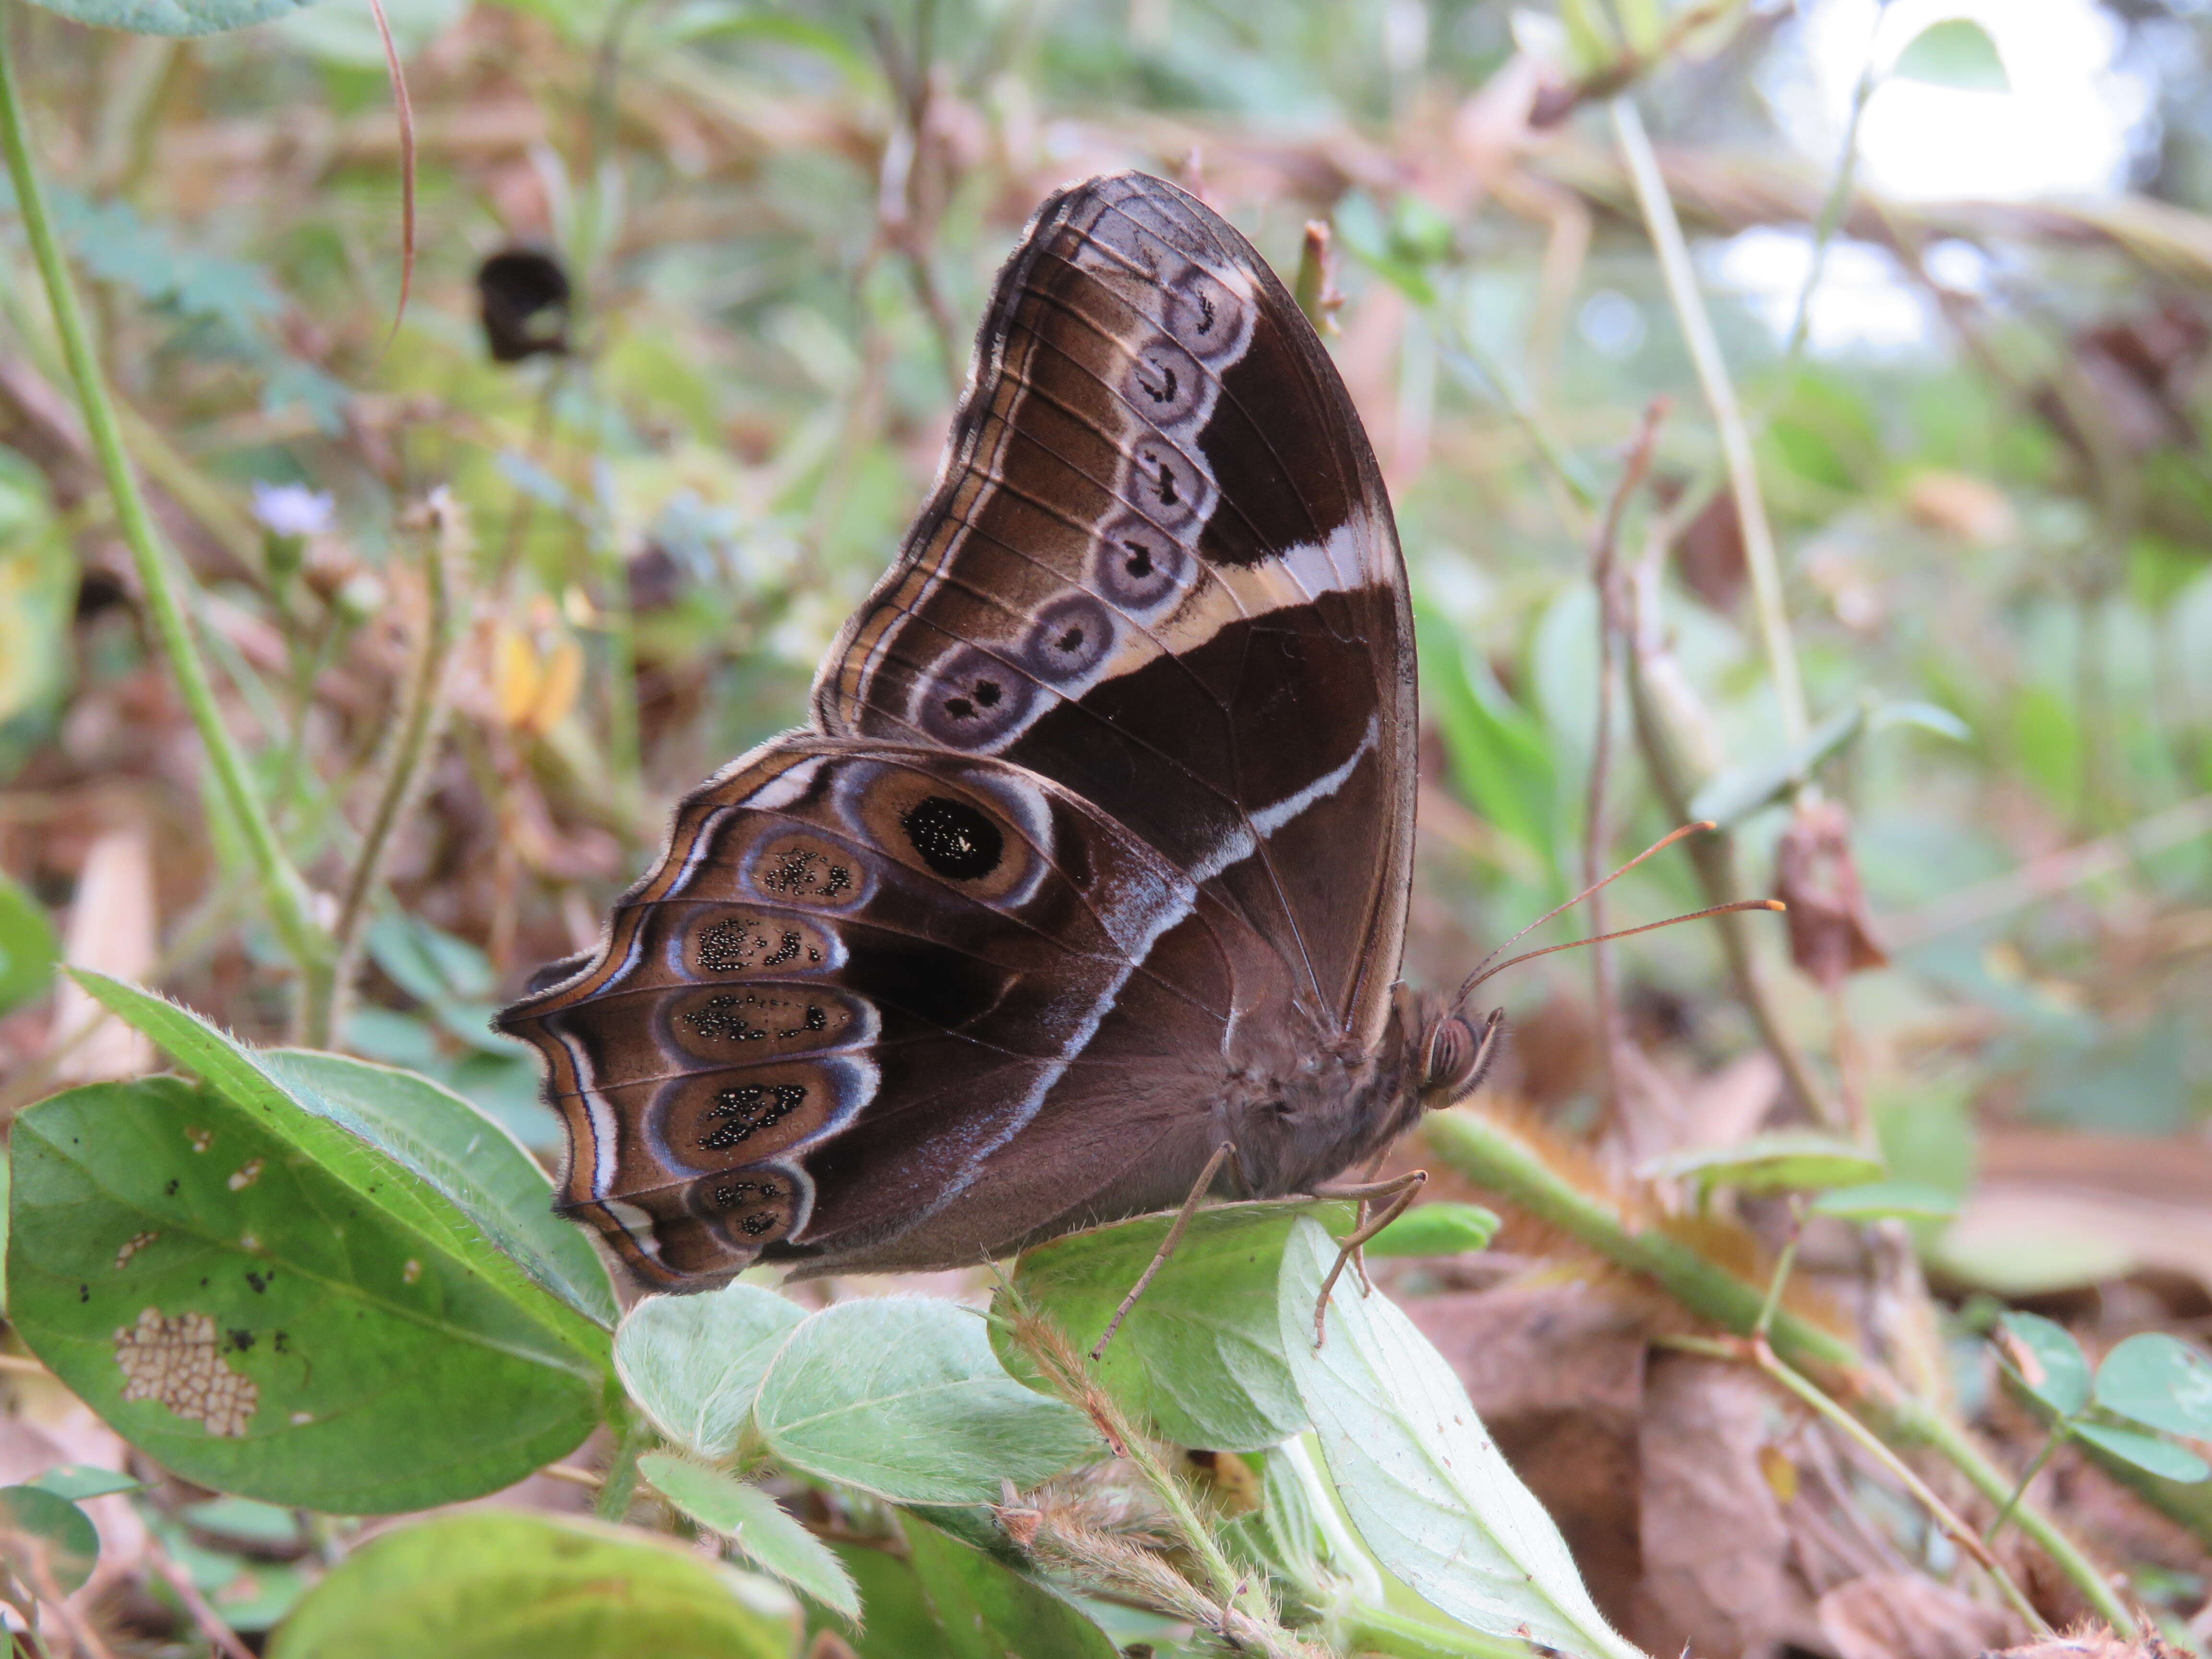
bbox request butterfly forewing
[501,174,1419,1285]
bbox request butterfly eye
[1421,1011,1497,1102]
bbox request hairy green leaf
[1279,1217,1647,1659]
[904,1517,1120,1659]
[1002,1200,1348,1453]
[755,1297,1102,1504]
[638,1454,858,1620]
[616,1283,804,1459]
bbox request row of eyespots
[913,237,1254,754]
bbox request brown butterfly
[497,173,1494,1287]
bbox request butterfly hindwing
[503,173,1421,1283]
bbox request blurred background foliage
[2,0,2211,1298]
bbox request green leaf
[1647,1132,1886,1195]
[259,1050,614,1328]
[754,1297,1103,1505]
[8,1079,600,1512]
[0,868,58,1016]
[266,1511,798,1658]
[1365,1202,1502,1258]
[1688,701,1867,830]
[0,1485,99,1595]
[1418,606,1559,876]
[904,1517,1121,1659]
[1997,1311,2092,1419]
[638,1454,859,1621]
[2093,1333,2212,1440]
[1001,1200,1346,1454]
[66,972,610,1361]
[1278,1218,1645,1659]
[1808,1181,1960,1221]
[1892,18,2009,93]
[20,0,323,36]
[822,1540,951,1657]
[2072,1422,2210,1484]
[616,1283,805,1459]
[26,1466,141,1501]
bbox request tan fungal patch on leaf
[114,1309,259,1437]
[227,1157,265,1191]
[114,1232,158,1270]
[402,1259,422,1285]
[186,1127,214,1153]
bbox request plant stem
[594,1402,654,1524]
[1422,1109,2134,1632]
[1342,1602,1539,1659]
[1986,1427,2066,1547]
[0,19,332,991]
[1753,1200,1802,1340]
[313,489,466,1046]
[1612,96,1808,748]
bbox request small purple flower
[251,481,335,538]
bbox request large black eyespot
[1093,511,1191,614]
[1022,592,1115,684]
[901,794,1005,881]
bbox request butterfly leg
[1306,1169,1427,1346]
[1090,1142,1236,1361]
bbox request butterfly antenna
[1459,899,1786,999]
[1451,820,1716,1008]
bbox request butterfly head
[1412,1001,1504,1108]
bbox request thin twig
[315,488,467,1046]
[364,0,417,347]
[1583,398,1668,1127]
[144,1535,257,1659]
[1613,96,1808,747]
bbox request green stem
[1611,96,1808,748]
[0,19,332,989]
[594,1403,654,1524]
[1986,1426,2066,1548]
[1342,1602,1539,1659]
[1753,1202,1801,1340]
[1422,1110,2134,1632]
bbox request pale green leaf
[1647,1131,1885,1195]
[754,1297,1102,1505]
[2072,1422,2209,1484]
[2093,1333,2212,1440]
[638,1454,858,1621]
[1998,1311,2091,1419]
[616,1284,805,1459]
[1893,19,2009,93]
[1278,1218,1647,1659]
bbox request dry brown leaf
[1815,1572,2019,1659]
[1774,800,1888,991]
[1630,1352,1826,1659]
